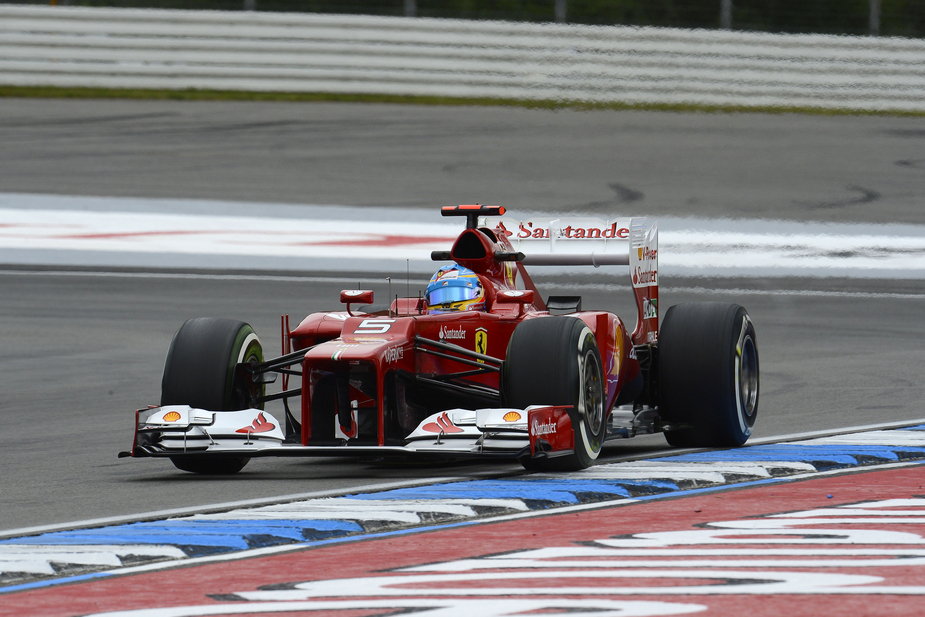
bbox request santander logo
[439,326,466,340]
[532,419,557,437]
[633,267,657,286]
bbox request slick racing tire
[504,317,605,471]
[161,317,265,475]
[658,303,759,448]
[169,454,251,475]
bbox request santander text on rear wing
[482,215,659,344]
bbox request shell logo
[163,411,182,422]
[503,411,522,422]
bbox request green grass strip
[2,85,924,117]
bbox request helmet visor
[426,285,480,307]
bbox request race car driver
[424,265,486,313]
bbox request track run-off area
[2,99,925,615]
[3,193,925,278]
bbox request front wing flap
[130,405,285,457]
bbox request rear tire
[504,317,605,471]
[161,318,264,474]
[659,303,759,448]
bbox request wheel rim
[580,349,605,436]
[229,334,264,410]
[737,334,758,419]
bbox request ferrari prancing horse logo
[475,328,488,363]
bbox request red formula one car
[122,206,759,474]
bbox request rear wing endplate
[482,215,658,345]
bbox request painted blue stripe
[5,533,247,552]
[0,572,116,595]
[899,424,925,431]
[347,478,678,503]
[659,444,925,467]
[0,519,362,555]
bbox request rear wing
[482,215,659,345]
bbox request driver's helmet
[425,265,485,314]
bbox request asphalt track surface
[4,98,925,225]
[1,99,924,534]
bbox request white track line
[2,270,923,300]
[0,269,427,284]
[3,419,922,539]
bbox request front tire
[161,318,264,474]
[659,303,759,447]
[169,455,251,475]
[504,317,605,471]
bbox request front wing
[124,405,580,462]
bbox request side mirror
[341,290,374,316]
[496,289,534,305]
[496,289,534,316]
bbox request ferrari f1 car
[122,205,759,473]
